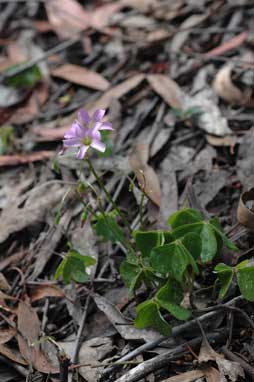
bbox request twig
[72,294,91,364]
[113,332,224,382]
[101,295,243,378]
[58,350,70,382]
[0,33,86,82]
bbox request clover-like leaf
[182,232,202,260]
[168,208,203,229]
[120,261,142,294]
[155,280,190,320]
[170,222,203,240]
[200,223,217,263]
[236,262,254,301]
[214,263,234,299]
[209,217,238,251]
[150,241,198,282]
[134,231,165,257]
[94,211,125,245]
[134,300,171,336]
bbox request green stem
[86,157,132,234]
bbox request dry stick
[58,350,71,382]
[101,295,243,379]
[114,332,223,382]
[72,294,91,364]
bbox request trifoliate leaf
[168,208,203,229]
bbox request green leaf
[237,263,254,301]
[168,208,203,229]
[155,280,191,320]
[199,223,217,262]
[120,261,142,293]
[54,258,67,281]
[170,222,203,240]
[209,218,238,251]
[0,126,13,155]
[182,233,202,260]
[134,300,171,336]
[214,263,233,299]
[94,212,125,245]
[134,231,165,257]
[69,250,96,267]
[5,64,42,88]
[150,242,197,282]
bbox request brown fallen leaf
[46,0,121,39]
[237,188,254,229]
[28,285,65,303]
[0,328,16,344]
[45,0,90,39]
[198,331,244,381]
[204,366,221,382]
[0,343,28,365]
[147,74,185,109]
[213,64,254,107]
[92,292,160,342]
[161,369,205,381]
[9,82,49,124]
[120,0,158,13]
[51,64,110,91]
[33,74,145,140]
[206,134,240,155]
[129,143,161,206]
[18,298,58,373]
[0,151,54,167]
[205,32,248,59]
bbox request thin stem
[86,157,132,234]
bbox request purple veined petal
[90,121,102,133]
[91,139,106,152]
[93,109,105,122]
[100,122,113,130]
[78,109,90,125]
[63,137,82,147]
[88,126,101,141]
[64,124,78,139]
[77,145,89,159]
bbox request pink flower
[63,109,113,159]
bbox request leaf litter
[1,0,254,381]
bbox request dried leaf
[186,88,232,136]
[60,336,113,382]
[120,0,158,13]
[29,285,65,302]
[0,343,28,365]
[86,73,145,114]
[92,292,160,342]
[45,0,90,39]
[204,367,221,382]
[0,328,16,344]
[51,64,110,91]
[17,299,58,373]
[9,82,49,124]
[46,0,120,39]
[237,129,254,188]
[198,335,244,382]
[161,369,205,381]
[129,143,161,206]
[237,189,254,229]
[0,151,54,167]
[147,74,185,109]
[213,65,242,104]
[206,134,239,154]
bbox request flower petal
[77,145,89,159]
[89,127,101,141]
[64,124,78,139]
[78,109,90,125]
[93,109,105,122]
[100,122,113,130]
[91,139,106,152]
[63,137,81,147]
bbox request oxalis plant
[55,107,254,336]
